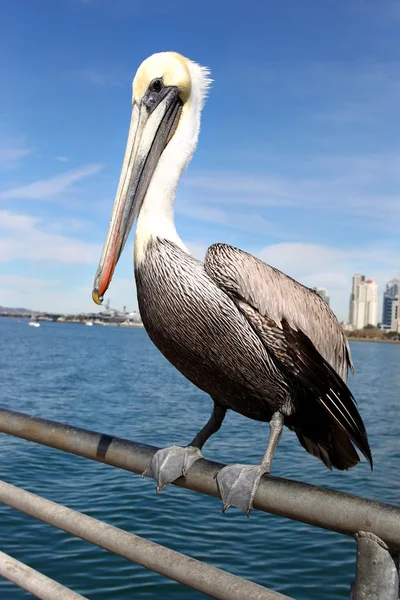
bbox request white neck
[135,75,204,265]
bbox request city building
[349,274,378,330]
[313,287,330,306]
[394,302,400,334]
[382,278,399,332]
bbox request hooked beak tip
[92,289,103,306]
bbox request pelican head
[92,52,211,305]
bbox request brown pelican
[92,52,372,514]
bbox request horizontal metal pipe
[0,550,88,600]
[0,480,290,600]
[1,407,400,550]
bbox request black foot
[142,445,203,491]
[216,464,265,515]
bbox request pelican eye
[149,78,163,93]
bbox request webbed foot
[142,445,203,492]
[216,464,266,516]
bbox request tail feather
[296,426,360,471]
[280,322,373,469]
[317,366,372,468]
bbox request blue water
[0,317,399,599]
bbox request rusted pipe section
[1,407,400,550]
[0,480,291,600]
[0,550,88,600]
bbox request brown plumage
[136,238,372,471]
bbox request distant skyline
[1,0,399,322]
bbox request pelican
[92,52,372,514]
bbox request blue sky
[0,0,399,320]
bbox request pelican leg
[216,412,284,515]
[143,403,226,492]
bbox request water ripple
[0,318,399,599]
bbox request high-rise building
[394,302,400,334]
[349,274,378,329]
[349,274,363,327]
[313,287,330,306]
[382,278,399,331]
[349,274,363,328]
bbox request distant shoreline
[0,314,144,328]
[2,315,398,340]
[347,337,400,345]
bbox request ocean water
[0,317,399,599]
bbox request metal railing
[0,407,399,599]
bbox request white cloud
[181,153,400,227]
[182,173,299,206]
[0,211,137,313]
[55,156,70,163]
[0,164,103,201]
[0,274,61,289]
[178,203,279,236]
[255,241,400,321]
[0,140,31,170]
[313,153,400,183]
[0,285,87,315]
[186,242,208,261]
[0,210,101,265]
[257,243,347,274]
[46,217,94,234]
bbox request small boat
[29,321,40,328]
[85,321,94,327]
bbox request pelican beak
[92,86,182,305]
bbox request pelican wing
[204,243,372,466]
[205,243,352,379]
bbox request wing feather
[205,243,353,380]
